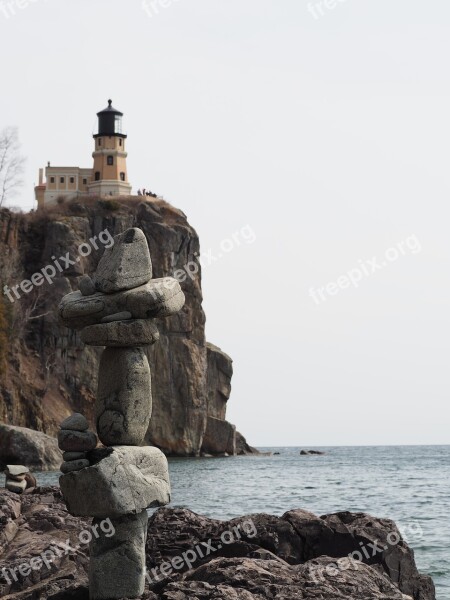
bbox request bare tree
[0,127,26,208]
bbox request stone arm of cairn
[57,228,185,600]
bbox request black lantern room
[94,99,127,138]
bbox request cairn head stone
[93,228,152,294]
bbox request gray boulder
[96,347,152,446]
[60,446,171,518]
[81,319,160,347]
[0,424,62,471]
[93,228,153,294]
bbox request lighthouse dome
[95,100,126,138]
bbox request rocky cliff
[0,198,255,456]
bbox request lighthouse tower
[88,100,132,197]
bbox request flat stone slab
[60,413,89,431]
[58,278,185,330]
[93,228,153,294]
[60,446,171,518]
[61,459,90,474]
[96,347,152,446]
[6,465,29,476]
[101,311,132,323]
[63,451,86,461]
[80,319,159,347]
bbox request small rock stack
[4,465,36,494]
[58,413,97,474]
[57,227,185,600]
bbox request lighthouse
[34,100,133,208]
[89,100,132,197]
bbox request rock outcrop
[0,424,62,471]
[0,488,435,600]
[0,200,256,456]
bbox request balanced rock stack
[4,465,36,494]
[57,227,185,600]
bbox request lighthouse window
[95,172,100,181]
[98,138,102,146]
[119,139,122,147]
[107,156,114,166]
[120,172,125,181]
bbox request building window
[83,178,87,185]
[50,177,55,184]
[60,177,65,184]
[107,156,114,166]
[70,177,75,184]
[95,172,100,181]
[119,139,123,147]
[120,172,125,181]
[98,138,102,146]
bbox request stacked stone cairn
[4,465,36,494]
[57,227,185,600]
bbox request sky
[1,0,450,446]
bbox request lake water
[2,446,449,598]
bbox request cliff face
[0,199,253,456]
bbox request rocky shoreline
[0,487,435,600]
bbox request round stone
[79,275,96,296]
[60,413,89,432]
[58,430,97,452]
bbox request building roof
[97,99,123,116]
